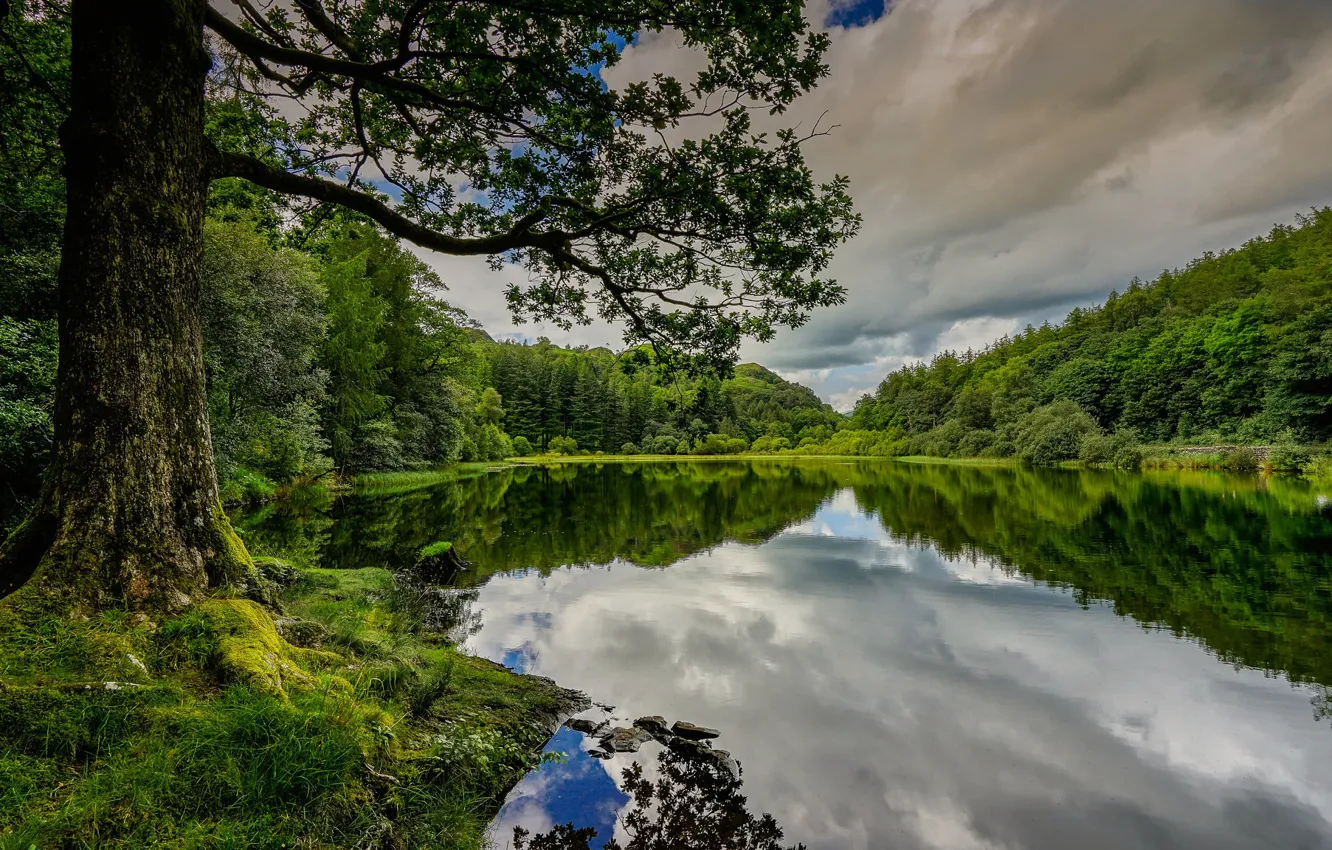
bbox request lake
[236,460,1332,849]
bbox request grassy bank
[0,558,583,848]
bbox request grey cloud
[419,0,1332,403]
[742,0,1332,393]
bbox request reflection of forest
[236,460,1332,688]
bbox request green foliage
[0,318,56,532]
[0,4,65,532]
[802,210,1332,463]
[202,217,330,485]
[420,541,453,559]
[1013,401,1100,465]
[1269,431,1312,472]
[692,434,749,455]
[548,436,579,456]
[476,387,505,426]
[1221,447,1261,472]
[486,340,838,455]
[206,0,858,369]
[217,467,278,506]
[511,436,534,457]
[750,435,792,454]
[1303,455,1332,482]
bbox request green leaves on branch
[206,0,859,369]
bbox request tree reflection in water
[512,744,804,850]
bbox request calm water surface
[237,460,1332,849]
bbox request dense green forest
[803,210,1332,464]
[1,197,838,535]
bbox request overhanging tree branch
[217,149,557,257]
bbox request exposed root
[197,598,344,697]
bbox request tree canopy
[205,0,858,367]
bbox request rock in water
[412,542,469,584]
[668,738,740,779]
[566,717,607,735]
[671,720,720,741]
[633,715,671,736]
[599,726,654,753]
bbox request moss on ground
[0,559,583,849]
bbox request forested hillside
[808,210,1332,463]
[484,345,839,456]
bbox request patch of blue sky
[574,30,633,92]
[491,727,631,845]
[826,0,888,29]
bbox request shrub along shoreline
[512,442,1332,478]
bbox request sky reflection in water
[475,481,1332,850]
[234,460,1332,848]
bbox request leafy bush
[918,420,966,457]
[750,434,791,453]
[347,418,406,472]
[1268,431,1312,471]
[547,435,578,455]
[956,429,996,458]
[471,423,513,461]
[1303,454,1332,481]
[1114,443,1144,470]
[1221,447,1260,471]
[511,435,533,456]
[692,434,748,455]
[1015,401,1101,465]
[420,541,453,559]
[620,442,639,455]
[650,435,679,454]
[219,467,278,505]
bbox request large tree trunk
[0,0,250,609]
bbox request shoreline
[0,561,587,848]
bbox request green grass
[351,464,505,496]
[420,541,453,559]
[0,561,580,849]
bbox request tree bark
[0,0,250,609]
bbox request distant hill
[844,208,1332,457]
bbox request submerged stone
[668,737,740,779]
[671,720,720,740]
[633,715,671,736]
[566,716,607,735]
[599,726,654,753]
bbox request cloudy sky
[420,0,1332,410]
